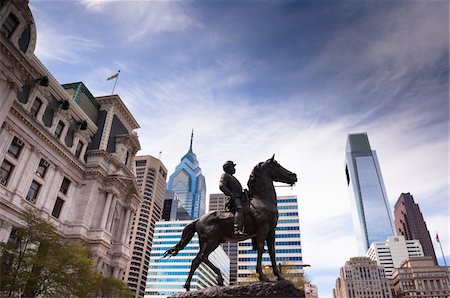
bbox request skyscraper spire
[189,129,194,152]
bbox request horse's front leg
[256,238,269,282]
[267,230,284,281]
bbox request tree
[0,208,132,297]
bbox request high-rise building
[145,221,230,298]
[166,131,206,219]
[367,235,424,278]
[125,156,168,298]
[394,192,438,265]
[333,257,392,298]
[391,256,450,297]
[0,0,141,280]
[209,193,238,285]
[162,190,191,221]
[237,195,303,283]
[345,133,395,254]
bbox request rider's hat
[223,160,236,171]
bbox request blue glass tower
[166,131,206,219]
[345,133,395,255]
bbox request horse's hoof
[184,284,190,291]
[259,275,270,282]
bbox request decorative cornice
[10,102,85,172]
[96,95,140,130]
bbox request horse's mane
[247,161,267,194]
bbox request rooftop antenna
[189,129,194,152]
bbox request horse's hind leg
[267,230,284,281]
[185,241,208,291]
[204,257,224,286]
[184,239,220,291]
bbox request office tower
[125,156,168,298]
[166,131,206,219]
[0,1,142,280]
[237,195,303,283]
[162,190,192,221]
[209,193,238,285]
[145,221,230,298]
[345,133,395,255]
[367,235,424,278]
[333,257,392,298]
[394,193,438,265]
[391,256,450,297]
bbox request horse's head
[265,154,297,186]
[248,155,298,193]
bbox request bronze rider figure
[219,160,246,237]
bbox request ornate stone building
[0,0,141,279]
[333,257,392,298]
[391,256,450,297]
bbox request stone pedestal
[171,280,305,298]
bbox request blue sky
[31,1,448,296]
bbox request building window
[26,180,41,204]
[29,98,42,119]
[60,177,70,194]
[51,197,65,218]
[75,141,84,158]
[0,160,14,186]
[54,121,65,138]
[36,159,49,178]
[8,137,24,158]
[1,13,19,38]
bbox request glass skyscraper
[145,221,229,298]
[345,133,395,255]
[166,131,206,219]
[237,195,303,283]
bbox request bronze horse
[163,155,298,291]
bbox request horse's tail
[163,220,198,258]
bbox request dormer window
[1,13,19,38]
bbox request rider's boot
[234,208,247,237]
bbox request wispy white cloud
[31,1,448,297]
[80,1,197,42]
[31,6,101,64]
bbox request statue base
[170,280,305,298]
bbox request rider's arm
[219,174,232,197]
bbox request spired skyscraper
[166,131,206,219]
[345,133,395,255]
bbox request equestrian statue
[162,155,298,291]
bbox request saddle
[224,189,251,214]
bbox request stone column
[0,220,13,243]
[10,145,34,196]
[107,195,118,231]
[120,208,131,243]
[0,123,15,156]
[100,192,114,229]
[40,166,61,212]
[99,105,114,151]
[12,146,40,196]
[0,79,20,126]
